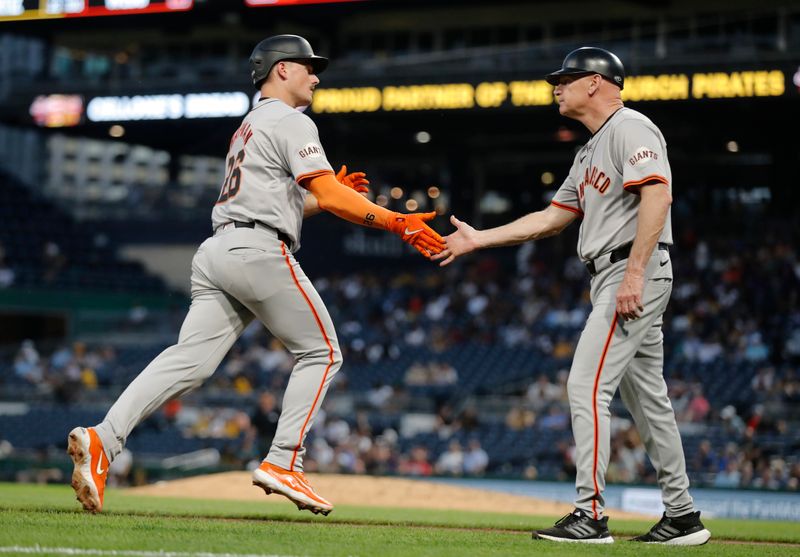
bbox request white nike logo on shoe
[404,227,423,236]
[96,456,106,476]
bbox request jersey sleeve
[616,120,670,193]
[272,112,334,185]
[550,173,583,217]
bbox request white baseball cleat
[67,427,109,513]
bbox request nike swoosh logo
[660,259,669,267]
[96,456,106,476]
[404,227,423,236]
[580,155,586,163]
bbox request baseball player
[67,34,445,516]
[433,47,710,546]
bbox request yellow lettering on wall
[312,87,382,113]
[310,70,788,113]
[508,80,554,106]
[622,74,690,101]
[692,71,785,99]
[475,82,508,108]
[382,84,474,111]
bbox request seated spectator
[435,440,464,476]
[404,361,430,386]
[324,414,351,445]
[13,340,43,384]
[363,435,399,476]
[457,406,481,432]
[41,240,67,284]
[683,384,710,423]
[751,366,776,394]
[366,381,394,409]
[525,373,563,411]
[430,361,458,386]
[719,404,746,437]
[692,440,718,474]
[505,406,536,431]
[249,392,279,455]
[713,459,742,488]
[435,403,458,439]
[399,445,433,477]
[463,439,489,476]
[251,337,293,375]
[538,404,569,431]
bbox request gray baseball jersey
[93,97,342,478]
[212,98,334,252]
[550,107,695,521]
[551,107,673,261]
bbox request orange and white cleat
[67,427,109,513]
[252,461,333,516]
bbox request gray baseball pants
[94,225,342,471]
[569,247,695,519]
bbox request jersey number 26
[217,149,245,204]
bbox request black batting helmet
[249,34,329,89]
[545,47,625,89]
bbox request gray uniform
[551,107,694,519]
[94,98,341,472]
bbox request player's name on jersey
[311,70,789,113]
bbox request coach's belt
[585,242,669,276]
[215,221,291,244]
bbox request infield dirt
[128,472,647,518]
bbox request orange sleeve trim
[623,174,668,192]
[551,200,584,217]
[307,173,394,229]
[296,169,334,187]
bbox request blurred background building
[0,0,798,507]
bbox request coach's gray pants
[94,226,342,471]
[569,248,694,519]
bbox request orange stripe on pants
[281,243,335,471]
[591,314,618,520]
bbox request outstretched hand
[336,165,370,194]
[431,215,480,266]
[387,211,446,259]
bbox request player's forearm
[626,187,672,275]
[306,174,394,229]
[475,207,568,249]
[303,194,323,218]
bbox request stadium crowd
[2,219,798,490]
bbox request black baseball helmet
[249,34,329,89]
[545,47,625,89]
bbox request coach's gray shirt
[551,107,673,262]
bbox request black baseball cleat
[533,508,614,544]
[631,511,711,545]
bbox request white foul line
[0,547,297,557]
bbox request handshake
[336,165,474,263]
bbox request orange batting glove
[336,165,370,194]
[386,211,446,258]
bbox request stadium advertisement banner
[311,69,794,113]
[28,66,800,125]
[0,0,193,22]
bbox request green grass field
[0,482,798,557]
